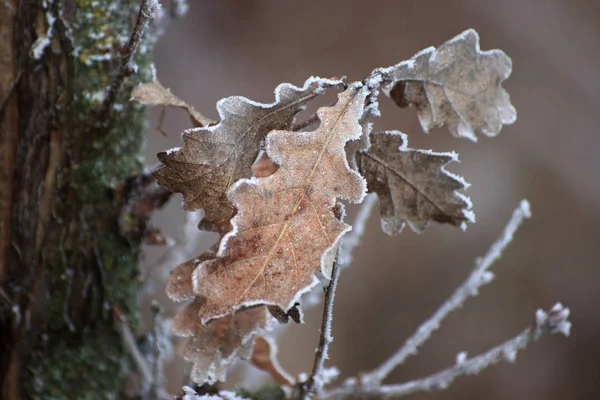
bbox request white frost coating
[537,303,571,337]
[89,91,106,105]
[381,47,435,97]
[31,1,56,60]
[359,200,532,386]
[181,387,250,400]
[31,37,51,60]
[165,146,181,155]
[455,351,468,365]
[320,366,340,386]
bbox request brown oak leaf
[191,85,368,323]
[171,299,269,384]
[131,79,214,127]
[384,29,516,141]
[358,130,473,235]
[154,77,342,229]
[166,246,218,303]
[251,336,294,386]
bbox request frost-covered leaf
[358,131,473,235]
[252,152,279,178]
[167,247,217,302]
[131,79,214,127]
[192,85,368,323]
[172,299,269,385]
[345,98,379,172]
[154,77,342,229]
[250,336,294,386]
[385,29,516,141]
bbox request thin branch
[149,301,164,400]
[339,193,377,268]
[112,306,153,391]
[97,0,159,122]
[298,253,342,399]
[323,303,571,399]
[360,199,532,386]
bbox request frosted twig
[149,301,163,400]
[323,303,570,399]
[298,254,342,399]
[98,0,159,122]
[112,306,153,392]
[339,193,377,268]
[361,199,532,385]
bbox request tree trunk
[1,1,159,398]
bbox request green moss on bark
[26,1,158,398]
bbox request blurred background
[140,1,600,398]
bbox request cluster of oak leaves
[131,29,517,385]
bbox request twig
[360,199,532,386]
[298,253,342,399]
[149,301,163,400]
[323,303,571,399]
[97,0,159,122]
[112,306,153,391]
[339,193,377,268]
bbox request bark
[0,1,161,398]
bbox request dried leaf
[154,77,342,228]
[167,247,218,302]
[172,299,269,384]
[252,152,279,178]
[192,85,368,323]
[384,29,516,141]
[250,336,294,386]
[131,79,214,127]
[358,131,473,235]
[267,302,303,324]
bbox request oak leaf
[131,79,214,127]
[192,85,368,323]
[172,299,269,384]
[250,336,294,386]
[385,29,516,141]
[358,131,473,235]
[167,247,217,303]
[154,77,342,228]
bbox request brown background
[141,1,600,398]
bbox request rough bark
[0,1,159,398]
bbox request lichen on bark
[1,1,159,399]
